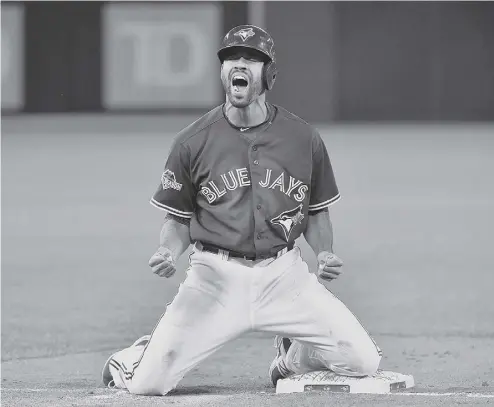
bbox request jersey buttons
[252,145,258,151]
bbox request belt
[196,242,293,261]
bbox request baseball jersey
[151,103,340,258]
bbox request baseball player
[102,25,382,396]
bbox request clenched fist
[317,251,344,281]
[149,247,176,278]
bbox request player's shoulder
[172,105,224,146]
[272,104,323,141]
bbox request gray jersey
[151,103,340,258]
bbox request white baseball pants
[110,245,382,395]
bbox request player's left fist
[317,251,344,281]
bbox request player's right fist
[148,247,176,278]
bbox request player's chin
[231,100,251,108]
[228,97,249,108]
[228,92,255,108]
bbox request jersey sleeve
[150,141,195,218]
[308,132,340,213]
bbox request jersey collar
[222,102,275,132]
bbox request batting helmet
[217,25,278,91]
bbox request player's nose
[234,58,248,68]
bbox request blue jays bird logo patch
[271,204,305,241]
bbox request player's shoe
[268,336,293,387]
[102,335,151,389]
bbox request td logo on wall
[102,3,222,109]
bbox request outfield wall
[1,1,493,121]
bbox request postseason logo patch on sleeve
[161,169,183,191]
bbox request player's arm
[303,207,334,255]
[304,208,344,282]
[304,130,343,281]
[149,213,191,278]
[148,140,195,278]
[159,213,191,262]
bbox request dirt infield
[3,334,494,406]
[2,118,494,406]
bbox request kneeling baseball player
[102,25,382,395]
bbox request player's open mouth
[232,74,249,92]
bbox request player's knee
[128,374,176,396]
[354,348,381,376]
[128,350,180,396]
[129,382,166,396]
[128,373,166,396]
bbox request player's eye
[246,55,264,62]
[224,52,264,63]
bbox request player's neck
[224,95,267,128]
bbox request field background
[2,116,494,406]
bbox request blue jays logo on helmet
[234,27,255,42]
[218,25,276,63]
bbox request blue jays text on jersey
[200,167,308,204]
[151,103,340,258]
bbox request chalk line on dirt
[389,392,494,399]
[3,388,494,399]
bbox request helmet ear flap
[263,61,278,91]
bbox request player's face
[221,49,265,108]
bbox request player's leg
[103,249,250,395]
[255,247,381,380]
